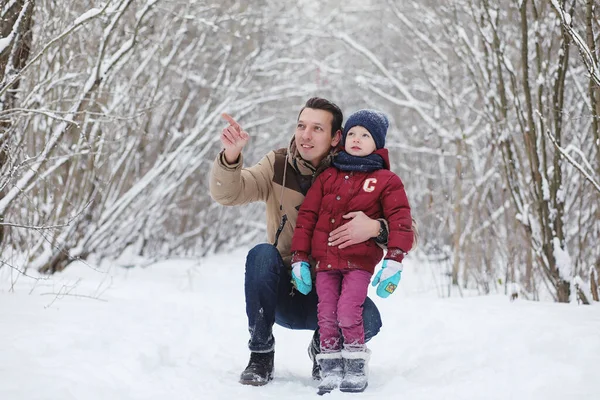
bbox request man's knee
[362,297,382,341]
[245,243,283,281]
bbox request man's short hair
[298,97,343,137]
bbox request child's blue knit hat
[342,109,389,149]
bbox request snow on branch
[334,32,452,140]
[95,0,160,82]
[0,3,110,98]
[0,0,30,56]
[386,0,447,61]
[549,0,600,88]
[1,1,20,19]
[545,129,600,193]
[86,97,232,250]
[0,1,160,216]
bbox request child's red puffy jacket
[291,148,413,274]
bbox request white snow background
[1,247,599,400]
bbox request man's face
[295,108,341,167]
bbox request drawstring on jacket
[273,152,289,248]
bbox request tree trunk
[556,279,571,303]
[0,0,34,246]
[585,0,600,175]
[452,139,463,286]
[590,268,599,302]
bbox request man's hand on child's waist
[328,211,380,249]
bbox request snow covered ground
[1,248,599,400]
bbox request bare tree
[0,0,34,246]
[1,0,331,274]
[1,0,597,305]
[293,0,600,302]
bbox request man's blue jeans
[245,243,382,353]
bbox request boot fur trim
[341,348,371,360]
[316,351,342,360]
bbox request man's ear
[331,130,342,147]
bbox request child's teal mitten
[372,260,402,298]
[291,261,312,295]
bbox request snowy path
[1,248,599,400]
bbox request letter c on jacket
[363,178,377,192]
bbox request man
[209,97,388,386]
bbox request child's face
[345,126,377,157]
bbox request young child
[290,109,414,394]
